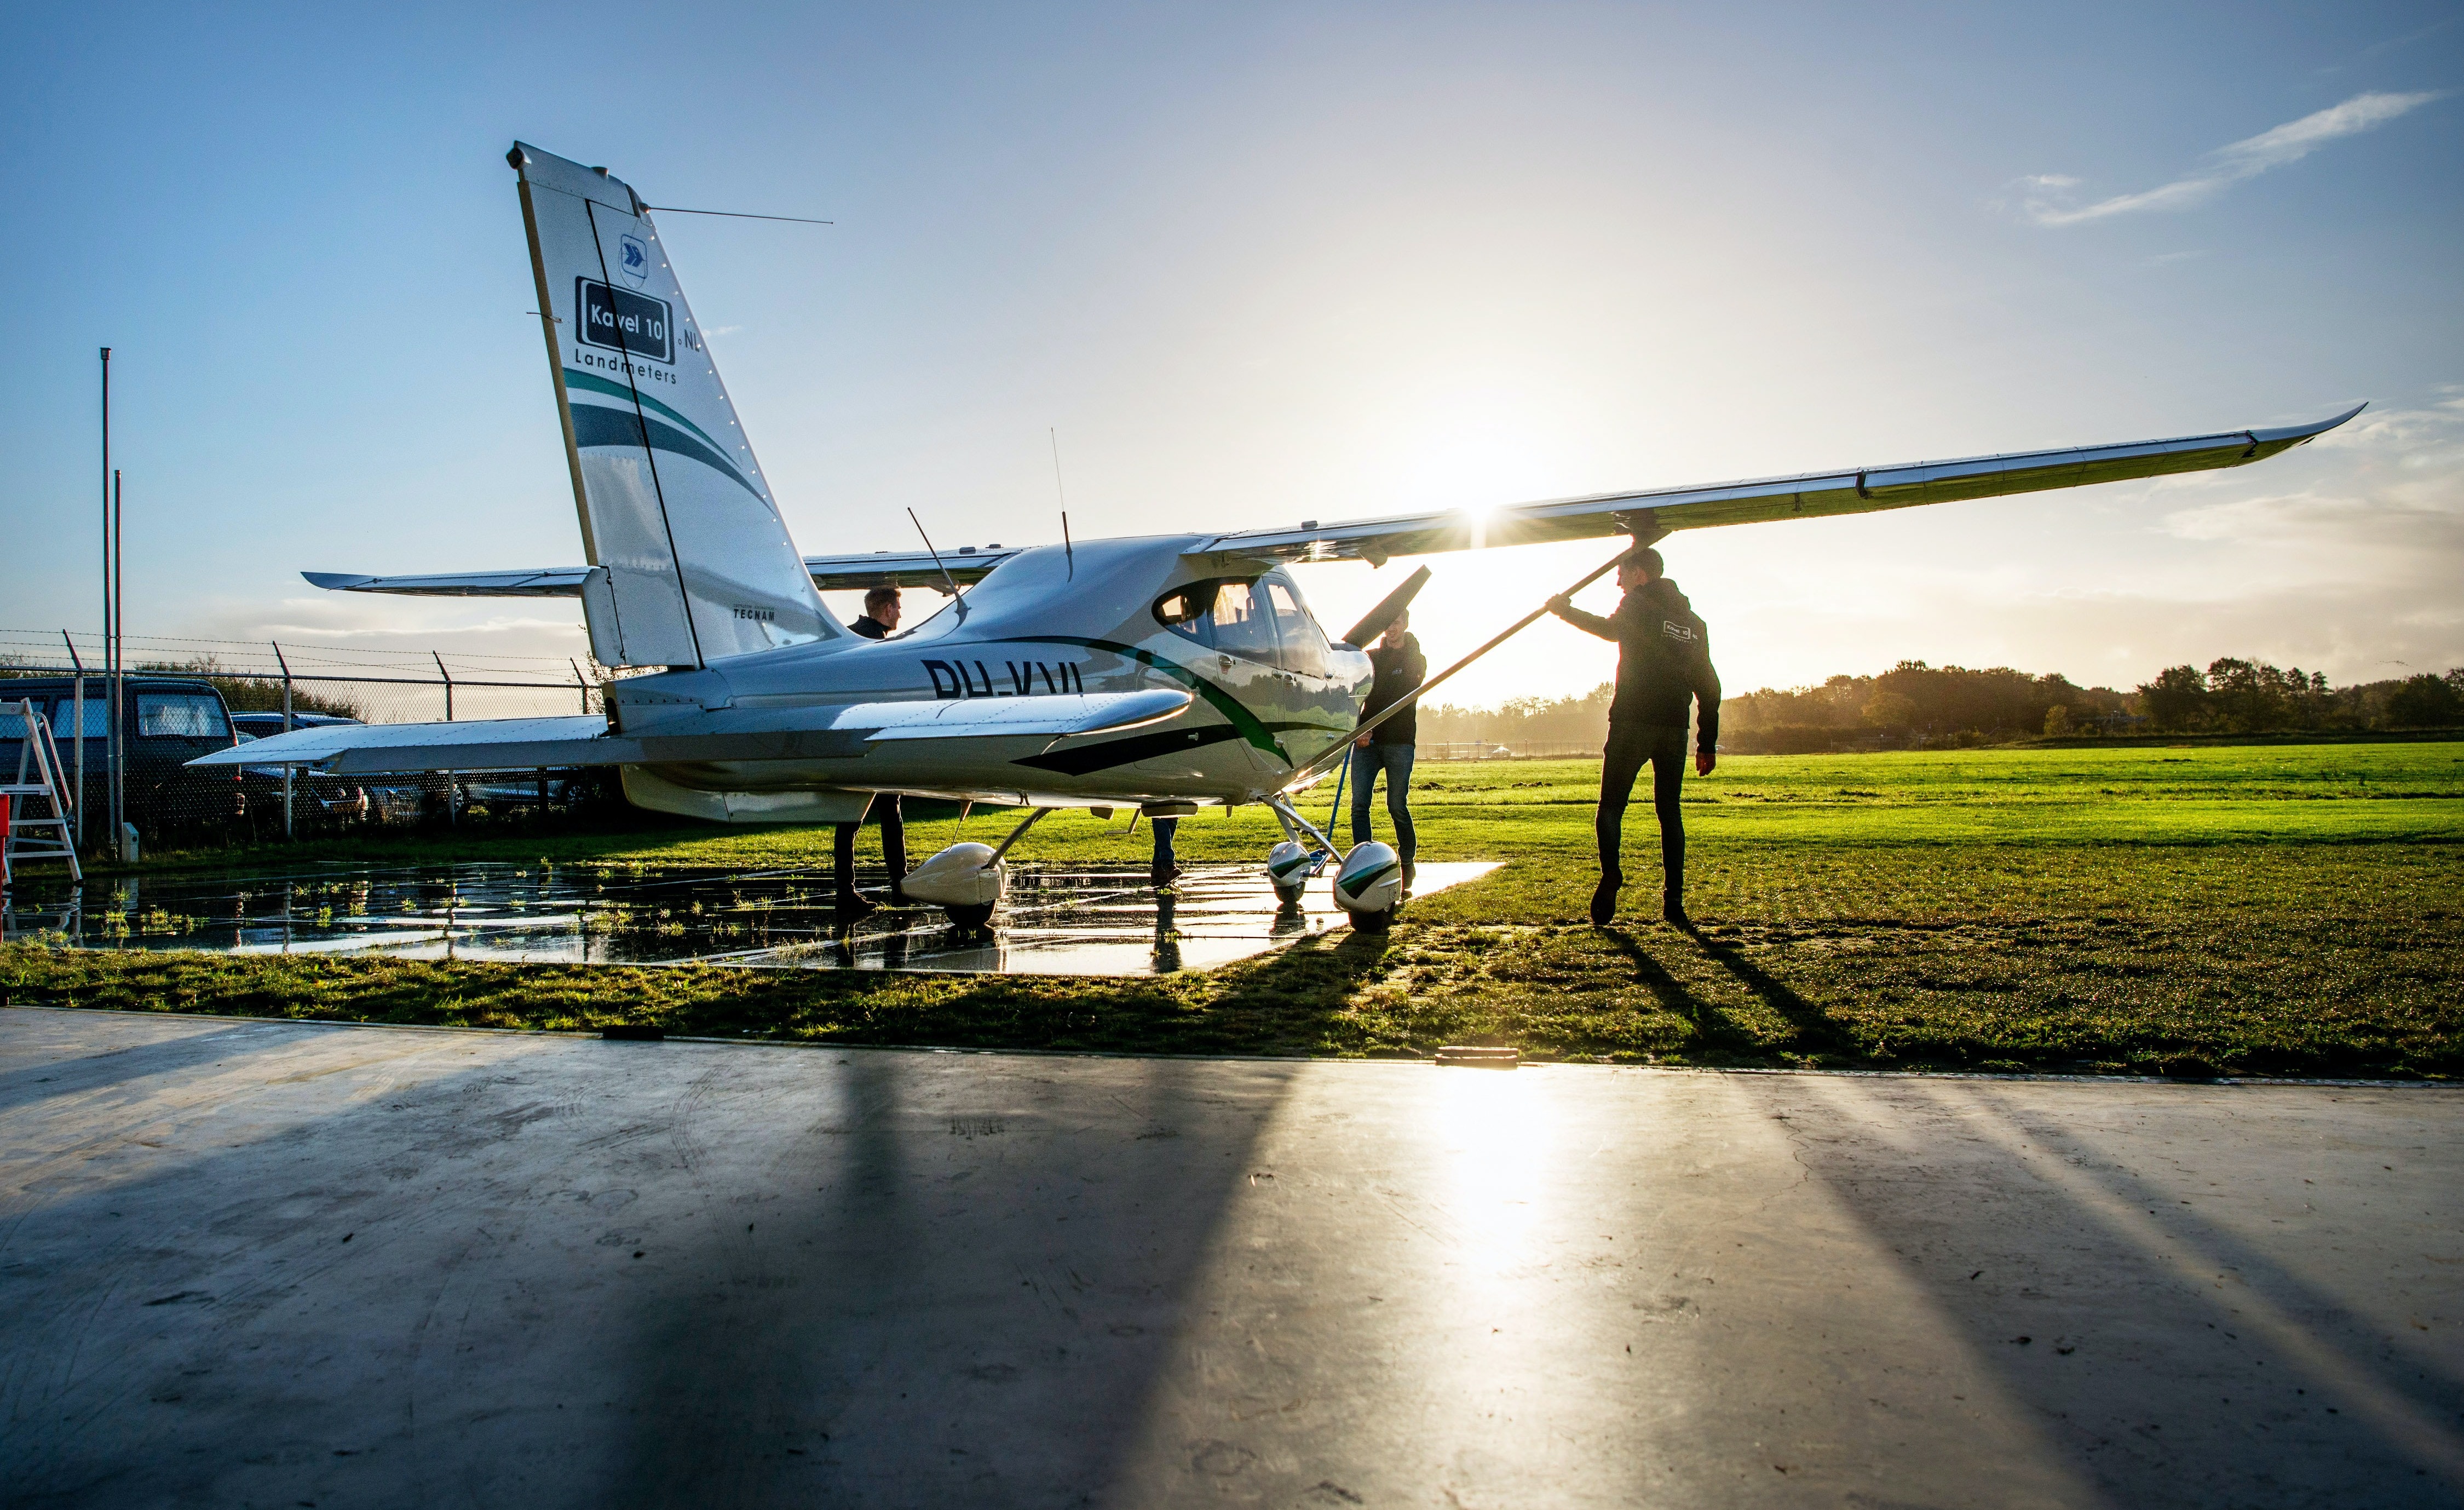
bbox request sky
[4,2,2458,710]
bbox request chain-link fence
[2,630,621,853]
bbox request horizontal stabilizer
[191,715,623,774]
[303,548,1024,600]
[188,692,1194,776]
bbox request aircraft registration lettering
[923,659,1084,699]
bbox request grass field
[6,741,2460,1077]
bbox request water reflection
[2,862,1496,978]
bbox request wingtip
[302,572,372,591]
[2251,402,2369,445]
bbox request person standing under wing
[833,586,909,915]
[1149,816,1181,888]
[1351,611,1426,894]
[1547,547,1719,928]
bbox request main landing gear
[899,808,1050,933]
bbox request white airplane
[200,141,2362,931]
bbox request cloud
[2016,90,2441,226]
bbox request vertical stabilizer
[509,142,836,667]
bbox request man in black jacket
[835,587,907,914]
[1547,548,1720,927]
[1351,611,1426,892]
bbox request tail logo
[617,233,652,288]
[578,279,672,364]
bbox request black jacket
[1361,634,1427,746]
[850,615,891,641]
[1558,579,1721,749]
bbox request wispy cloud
[2017,90,2441,227]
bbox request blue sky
[5,2,2457,707]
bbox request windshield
[1153,570,1335,678]
[136,692,230,739]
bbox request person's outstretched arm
[1548,595,1620,641]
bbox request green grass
[7,741,2461,1077]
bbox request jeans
[1598,722,1688,897]
[1349,743,1416,864]
[1150,816,1178,875]
[832,794,906,898]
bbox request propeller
[1338,565,1433,648]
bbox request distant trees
[1716,662,2132,753]
[1417,656,2464,754]
[2132,658,2462,733]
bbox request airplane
[198,141,2364,932]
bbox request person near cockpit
[1350,611,1424,893]
[835,586,908,915]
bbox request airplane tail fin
[508,142,838,667]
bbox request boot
[834,888,878,918]
[1590,867,1624,927]
[1401,861,1417,897]
[1661,891,1691,929]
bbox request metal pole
[62,632,83,848]
[99,349,114,858]
[273,641,293,841]
[435,652,454,827]
[572,658,589,714]
[110,469,125,854]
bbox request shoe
[833,892,879,918]
[1401,862,1416,897]
[1662,895,1691,928]
[1589,870,1624,927]
[1150,864,1184,889]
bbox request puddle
[0,861,1499,976]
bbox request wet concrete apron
[1,1010,2456,1507]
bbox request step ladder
[3,697,82,886]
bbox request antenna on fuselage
[906,508,964,601]
[1050,428,1073,578]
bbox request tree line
[1420,658,2464,754]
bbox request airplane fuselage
[608,535,1373,813]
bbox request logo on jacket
[617,233,652,288]
[1660,619,1698,644]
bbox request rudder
[509,142,837,667]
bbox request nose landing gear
[1263,796,1400,934]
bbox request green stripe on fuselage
[984,636,1321,764]
[562,368,729,455]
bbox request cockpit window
[1153,570,1335,679]
[1263,575,1332,679]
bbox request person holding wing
[1547,547,1720,928]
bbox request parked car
[229,712,372,829]
[0,677,246,843]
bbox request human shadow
[1589,925,1713,1020]
[1747,1073,2464,1506]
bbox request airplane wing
[303,407,2361,595]
[188,691,1193,775]
[303,547,1023,599]
[1191,405,2367,565]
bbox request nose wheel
[943,902,995,932]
